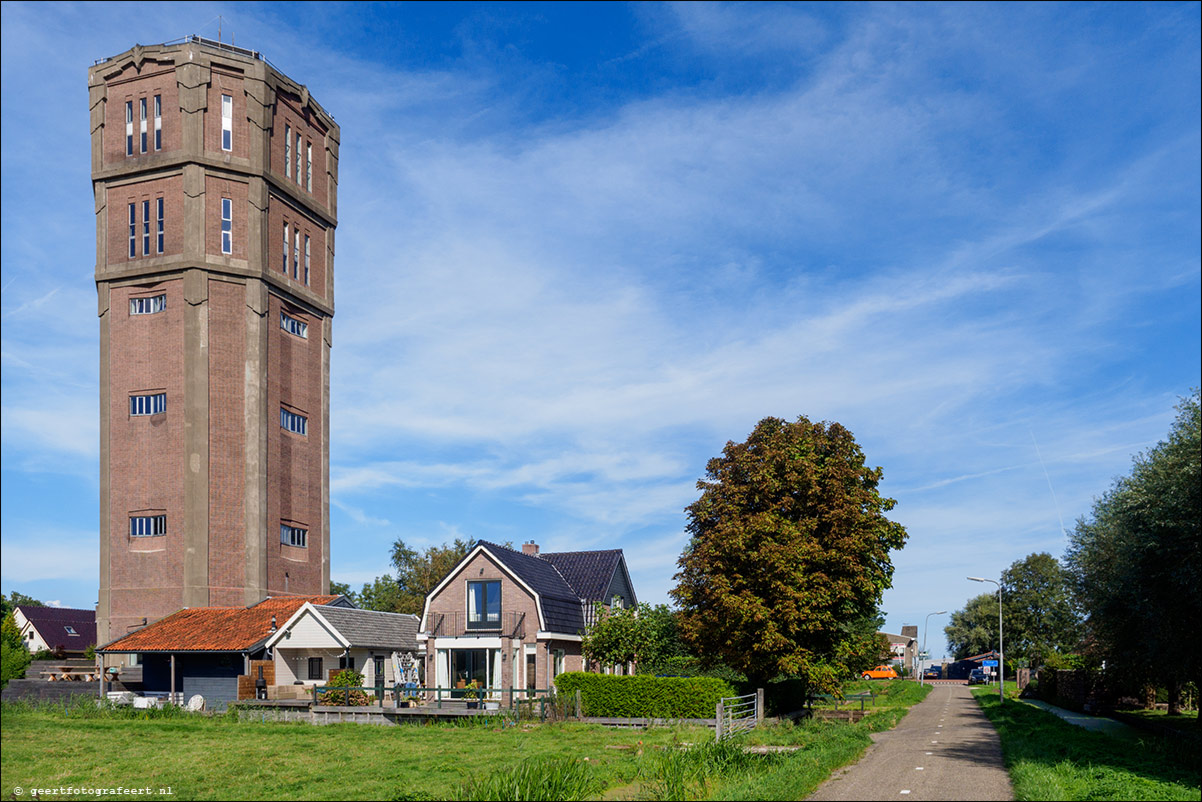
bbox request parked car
[968,668,986,685]
[922,667,942,680]
[861,665,899,680]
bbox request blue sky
[2,2,1198,662]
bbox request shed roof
[312,606,419,650]
[98,596,342,653]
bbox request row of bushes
[553,672,734,718]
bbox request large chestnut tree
[671,415,907,690]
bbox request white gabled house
[265,603,421,688]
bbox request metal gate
[715,691,759,741]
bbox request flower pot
[466,701,479,709]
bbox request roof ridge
[476,540,583,603]
[319,606,418,619]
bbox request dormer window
[467,580,500,629]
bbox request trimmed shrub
[553,672,733,718]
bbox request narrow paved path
[808,684,1013,801]
[1019,698,1137,738]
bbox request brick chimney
[522,541,540,556]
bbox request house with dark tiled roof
[264,602,420,689]
[418,540,637,696]
[14,606,97,656]
[97,595,351,707]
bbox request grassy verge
[1117,708,1201,738]
[2,683,932,802]
[971,689,1200,801]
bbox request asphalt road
[807,683,1013,801]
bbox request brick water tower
[89,37,338,646]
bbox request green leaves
[1065,390,1201,691]
[671,415,907,688]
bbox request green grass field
[1,683,929,801]
[972,689,1200,801]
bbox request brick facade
[422,549,586,694]
[91,38,338,647]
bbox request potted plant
[464,680,480,709]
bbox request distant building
[881,631,916,671]
[14,606,97,656]
[88,37,339,647]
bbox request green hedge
[553,672,734,718]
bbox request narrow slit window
[128,203,136,258]
[284,124,292,177]
[280,311,308,338]
[280,408,307,436]
[283,223,289,273]
[125,101,134,156]
[154,95,162,150]
[130,392,166,416]
[156,197,164,253]
[221,94,233,151]
[293,229,300,279]
[280,524,308,548]
[306,142,312,191]
[130,295,166,315]
[139,97,147,153]
[141,200,151,255]
[221,197,232,254]
[295,131,302,184]
[130,515,167,537]
[304,235,311,285]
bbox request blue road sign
[982,660,998,666]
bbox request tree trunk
[1167,678,1180,716]
[1144,685,1157,710]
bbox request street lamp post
[920,610,947,686]
[968,576,1004,703]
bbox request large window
[129,514,166,537]
[280,311,307,339]
[306,142,312,191]
[295,131,302,184]
[153,94,162,150]
[304,235,311,285]
[221,197,232,254]
[125,101,134,156]
[221,94,233,151]
[284,124,291,177]
[467,580,501,629]
[141,200,151,255]
[128,203,136,258]
[280,523,307,548]
[139,97,147,153]
[156,197,164,253]
[282,222,289,273]
[130,393,166,416]
[130,295,166,315]
[280,407,307,435]
[308,657,323,680]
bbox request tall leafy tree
[671,415,907,691]
[1066,391,1201,710]
[356,538,486,615]
[1000,552,1081,668]
[945,593,1002,660]
[0,591,44,621]
[1,613,31,688]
